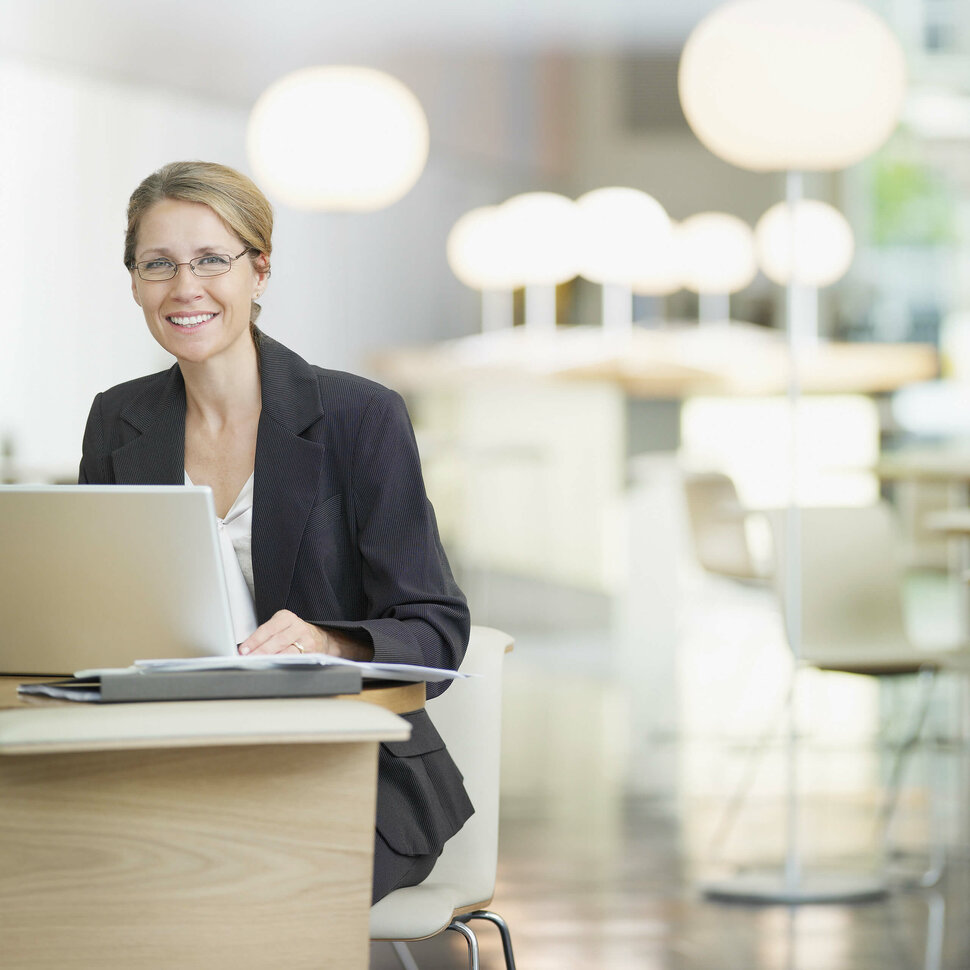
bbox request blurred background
[3,1,970,967]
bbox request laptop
[0,485,239,675]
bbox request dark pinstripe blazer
[79,331,474,859]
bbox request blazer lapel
[251,336,327,624]
[107,339,327,624]
[111,365,186,485]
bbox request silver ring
[292,641,305,654]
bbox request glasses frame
[133,247,253,282]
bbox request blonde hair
[124,161,273,325]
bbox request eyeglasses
[133,247,252,281]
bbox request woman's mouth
[166,312,217,330]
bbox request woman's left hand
[238,609,373,661]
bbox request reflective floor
[370,796,970,970]
[371,562,970,970]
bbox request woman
[78,160,473,903]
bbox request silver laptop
[0,485,238,675]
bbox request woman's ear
[252,252,270,298]
[130,274,143,308]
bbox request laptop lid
[0,485,238,675]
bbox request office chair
[773,502,970,883]
[370,625,516,970]
[706,502,969,889]
[680,469,791,861]
[681,470,772,582]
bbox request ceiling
[0,0,725,106]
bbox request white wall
[0,60,246,474]
[0,57,520,476]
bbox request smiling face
[130,198,268,366]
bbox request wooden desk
[0,679,414,969]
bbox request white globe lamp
[678,0,906,172]
[446,206,518,332]
[755,200,855,288]
[576,187,674,333]
[247,66,430,212]
[754,200,855,350]
[678,213,757,323]
[500,192,580,333]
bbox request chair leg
[389,941,422,970]
[880,669,936,831]
[445,920,480,970]
[917,728,948,889]
[705,673,795,863]
[924,891,945,970]
[456,911,518,970]
[879,667,942,884]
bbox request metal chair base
[387,909,517,970]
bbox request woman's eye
[198,254,230,267]
[145,259,174,271]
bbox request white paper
[75,653,470,683]
[17,681,103,702]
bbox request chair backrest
[424,624,513,907]
[771,503,913,665]
[682,470,767,580]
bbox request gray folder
[21,665,362,703]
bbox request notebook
[0,485,239,675]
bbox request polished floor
[370,795,970,970]
[371,559,970,970]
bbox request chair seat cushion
[369,880,463,940]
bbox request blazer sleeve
[78,392,110,485]
[313,389,470,696]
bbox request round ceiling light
[678,0,906,171]
[247,66,430,211]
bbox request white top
[184,471,258,645]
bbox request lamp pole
[602,283,634,335]
[782,168,805,898]
[524,285,557,334]
[704,171,887,905]
[680,0,908,907]
[481,290,514,333]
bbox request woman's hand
[238,609,374,661]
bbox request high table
[0,677,421,970]
[876,449,970,504]
[875,447,970,588]
[923,509,970,638]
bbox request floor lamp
[678,0,907,904]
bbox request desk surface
[0,676,418,754]
[1,674,424,711]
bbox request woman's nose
[169,264,205,299]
